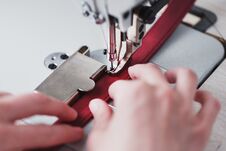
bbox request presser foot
[90,41,137,74]
[89,48,130,74]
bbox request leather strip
[71,0,196,127]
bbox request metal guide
[35,46,106,104]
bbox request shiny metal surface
[44,52,69,70]
[151,25,225,84]
[36,46,106,103]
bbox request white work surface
[0,0,226,151]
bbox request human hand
[87,64,220,151]
[0,92,83,151]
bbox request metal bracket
[36,46,106,104]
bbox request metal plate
[36,46,106,102]
[150,24,225,85]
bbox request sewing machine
[0,0,225,150]
[77,0,169,73]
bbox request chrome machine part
[80,0,165,73]
[36,46,106,104]
[44,52,69,70]
[81,1,105,24]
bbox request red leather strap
[71,0,196,127]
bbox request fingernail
[69,108,78,119]
[89,100,100,112]
[73,110,78,117]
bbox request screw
[48,64,57,70]
[60,54,69,60]
[83,10,90,17]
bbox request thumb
[89,99,112,131]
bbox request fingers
[3,124,83,150]
[195,90,221,125]
[0,92,77,122]
[109,80,155,111]
[165,68,198,101]
[108,80,131,101]
[128,64,168,87]
[109,80,149,101]
[89,99,112,131]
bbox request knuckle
[129,81,152,101]
[159,89,179,111]
[197,90,212,100]
[131,81,149,94]
[179,101,191,115]
[134,80,148,89]
[180,68,197,80]
[160,88,176,102]
[162,89,175,98]
[180,106,191,116]
[212,98,221,112]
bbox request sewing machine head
[81,0,167,73]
